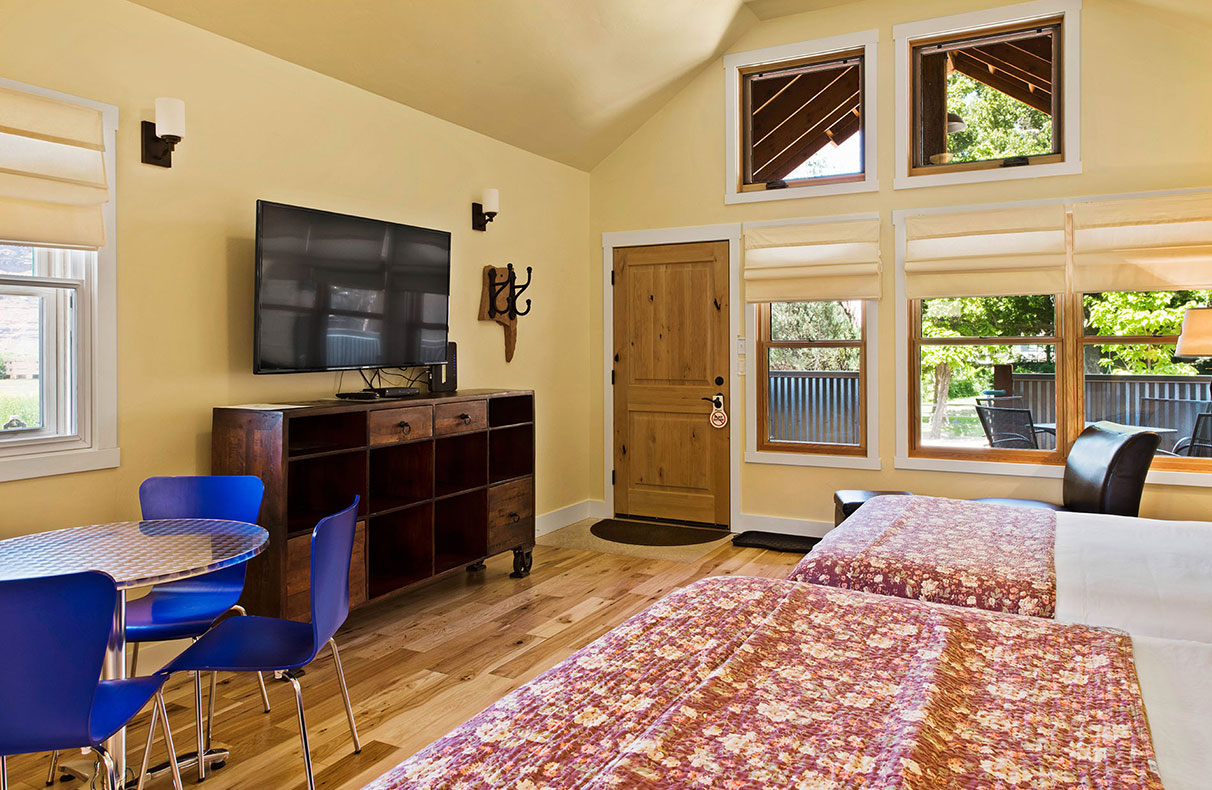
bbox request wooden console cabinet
[211,389,535,619]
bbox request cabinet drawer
[369,406,432,446]
[286,519,367,621]
[487,477,534,554]
[434,401,487,435]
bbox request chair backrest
[974,405,1039,449]
[139,475,264,523]
[1188,412,1212,458]
[1138,397,1212,453]
[1063,422,1160,516]
[976,395,1025,408]
[310,498,360,650]
[0,571,116,755]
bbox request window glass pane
[919,343,1057,450]
[0,293,44,433]
[1083,290,1211,337]
[745,54,863,185]
[767,347,860,446]
[914,25,1058,167]
[1082,342,1212,456]
[770,300,861,341]
[920,295,1055,338]
[0,245,34,277]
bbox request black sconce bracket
[472,202,497,231]
[487,263,532,320]
[141,120,180,168]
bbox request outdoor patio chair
[1174,412,1212,457]
[974,404,1050,449]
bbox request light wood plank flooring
[5,530,799,790]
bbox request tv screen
[254,201,451,374]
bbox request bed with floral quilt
[788,494,1212,643]
[363,575,1208,790]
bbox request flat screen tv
[254,200,451,374]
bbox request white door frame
[601,224,743,530]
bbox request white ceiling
[130,0,762,170]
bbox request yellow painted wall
[0,0,593,538]
[590,0,1212,525]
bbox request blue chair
[160,499,362,790]
[129,475,270,781]
[0,571,183,790]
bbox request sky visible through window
[783,132,862,181]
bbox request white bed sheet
[1055,511,1212,643]
[1133,635,1212,789]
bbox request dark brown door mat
[731,531,821,554]
[590,518,728,546]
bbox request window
[757,301,867,455]
[894,1,1080,188]
[898,190,1212,477]
[0,78,117,481]
[725,31,878,204]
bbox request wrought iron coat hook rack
[487,263,533,320]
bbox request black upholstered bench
[833,489,912,526]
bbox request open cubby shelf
[213,390,537,618]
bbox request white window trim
[741,215,881,469]
[0,77,119,483]
[892,187,1212,488]
[893,0,1082,190]
[724,30,879,205]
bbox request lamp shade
[154,97,185,140]
[1176,307,1212,356]
[481,188,499,214]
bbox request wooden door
[613,241,730,526]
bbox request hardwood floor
[5,530,800,790]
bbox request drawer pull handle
[509,511,520,523]
[398,421,411,435]
[459,413,472,425]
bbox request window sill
[895,455,1212,488]
[747,449,881,470]
[893,159,1082,190]
[726,176,878,205]
[0,446,120,483]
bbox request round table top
[0,519,268,589]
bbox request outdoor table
[0,518,267,786]
[1035,421,1178,435]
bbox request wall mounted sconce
[141,97,186,168]
[472,188,499,231]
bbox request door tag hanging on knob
[709,408,728,429]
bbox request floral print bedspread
[365,576,1160,790]
[789,495,1058,617]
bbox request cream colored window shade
[1072,192,1212,293]
[0,84,108,249]
[743,218,881,302]
[904,204,1067,298]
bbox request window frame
[0,77,119,483]
[893,0,1081,190]
[725,30,879,205]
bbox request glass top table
[0,518,268,784]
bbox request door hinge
[611,270,615,286]
[611,369,615,385]
[611,469,616,485]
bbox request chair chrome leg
[194,670,206,781]
[156,691,184,790]
[328,638,361,753]
[137,691,159,790]
[287,675,315,790]
[93,746,119,790]
[2,755,8,790]
[206,671,217,749]
[131,642,140,677]
[229,605,271,713]
[45,750,59,786]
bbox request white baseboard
[535,499,610,537]
[735,513,832,538]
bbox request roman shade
[1071,191,1212,293]
[0,84,109,249]
[904,204,1067,298]
[742,218,881,302]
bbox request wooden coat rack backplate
[478,265,517,362]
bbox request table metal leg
[103,591,128,783]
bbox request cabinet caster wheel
[510,548,533,578]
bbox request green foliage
[0,355,6,379]
[0,379,39,431]
[768,301,860,371]
[946,73,1053,162]
[1083,291,1207,374]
